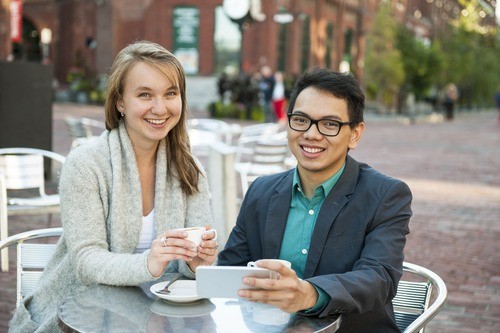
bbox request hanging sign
[173,6,199,75]
[10,0,23,43]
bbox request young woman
[9,41,217,332]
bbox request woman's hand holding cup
[183,225,218,271]
[148,226,217,277]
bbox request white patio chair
[0,227,63,307]
[188,118,241,145]
[394,262,448,333]
[65,117,105,149]
[0,172,8,272]
[234,122,282,163]
[187,119,242,158]
[235,138,291,196]
[0,148,65,272]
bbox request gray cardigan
[9,121,213,332]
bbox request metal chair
[0,227,63,307]
[65,117,105,149]
[234,138,291,196]
[394,262,448,333]
[234,123,282,163]
[0,148,65,272]
[187,118,242,157]
[188,118,241,145]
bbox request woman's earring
[120,112,124,117]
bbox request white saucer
[150,299,216,317]
[150,280,201,303]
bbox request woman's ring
[215,243,219,249]
[160,236,167,247]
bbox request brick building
[0,0,469,85]
[1,0,375,84]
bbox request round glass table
[58,282,341,333]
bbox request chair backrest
[66,117,105,138]
[394,262,448,333]
[0,227,63,307]
[0,154,45,193]
[236,138,291,195]
[188,118,239,144]
[0,148,66,197]
[251,139,290,165]
[235,123,282,163]
[65,117,105,148]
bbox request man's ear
[348,122,365,150]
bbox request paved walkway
[0,103,499,332]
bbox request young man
[218,67,412,333]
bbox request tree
[395,26,444,102]
[364,2,405,113]
[439,1,500,108]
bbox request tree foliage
[364,1,500,109]
[439,3,500,107]
[395,26,444,101]
[364,2,405,109]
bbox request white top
[273,82,285,100]
[134,209,155,253]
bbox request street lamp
[223,0,251,73]
[273,7,294,24]
[223,0,265,73]
[40,28,52,64]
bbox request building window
[277,23,288,72]
[300,15,310,72]
[325,22,334,69]
[214,6,241,74]
[173,6,200,75]
[343,28,353,64]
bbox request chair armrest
[402,262,448,333]
[0,227,63,250]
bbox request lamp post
[40,28,52,64]
[223,0,251,73]
[273,7,294,24]
[223,0,265,73]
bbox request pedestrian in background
[443,83,459,121]
[259,65,276,122]
[272,71,287,125]
[8,40,218,332]
[495,85,500,125]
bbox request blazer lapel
[303,156,359,278]
[263,170,294,259]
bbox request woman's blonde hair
[104,40,201,195]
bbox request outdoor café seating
[65,117,105,149]
[394,262,448,333]
[0,147,65,272]
[0,222,447,333]
[0,227,63,307]
[234,137,291,195]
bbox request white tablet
[196,266,272,298]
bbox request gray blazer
[219,155,412,333]
[9,121,213,332]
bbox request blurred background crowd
[0,0,499,121]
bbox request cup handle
[203,229,217,240]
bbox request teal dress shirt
[279,164,345,312]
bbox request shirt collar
[292,162,346,200]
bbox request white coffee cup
[247,259,291,279]
[175,227,217,248]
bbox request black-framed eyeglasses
[287,113,353,137]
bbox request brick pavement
[0,103,499,332]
